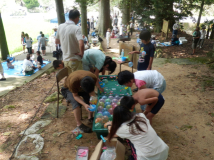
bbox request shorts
[41,46,46,50]
[154,79,166,94]
[61,87,90,110]
[192,42,197,49]
[150,94,165,114]
[64,60,83,75]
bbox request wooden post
[55,0,65,25]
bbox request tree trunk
[80,0,87,38]
[98,0,111,37]
[96,1,101,30]
[0,12,9,60]
[55,0,65,25]
[120,0,131,25]
[197,0,205,27]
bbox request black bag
[98,36,103,42]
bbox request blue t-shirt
[137,42,155,71]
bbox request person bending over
[61,70,99,133]
[120,89,165,125]
[105,105,169,160]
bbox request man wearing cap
[37,31,42,51]
[55,9,84,75]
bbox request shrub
[23,0,39,9]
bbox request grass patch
[0,142,12,153]
[3,105,15,109]
[164,59,172,64]
[44,92,63,103]
[180,125,193,131]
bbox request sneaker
[88,117,94,124]
[132,88,138,92]
[79,123,92,133]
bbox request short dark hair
[26,54,30,60]
[6,59,10,63]
[100,56,116,74]
[53,60,63,69]
[80,76,95,93]
[139,30,151,41]
[40,31,42,34]
[120,96,135,109]
[36,51,41,55]
[69,9,80,20]
[117,70,134,85]
[41,34,44,37]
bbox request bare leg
[73,106,82,126]
[23,46,25,53]
[88,112,93,119]
[146,112,155,125]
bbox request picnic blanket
[2,60,51,76]
[160,42,182,47]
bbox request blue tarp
[2,60,50,76]
[50,13,81,24]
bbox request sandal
[78,123,92,133]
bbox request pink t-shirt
[135,79,146,88]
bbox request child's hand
[147,67,151,70]
[128,51,134,55]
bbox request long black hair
[108,105,147,142]
[99,56,116,74]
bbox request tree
[55,0,65,25]
[98,0,111,37]
[23,0,39,9]
[119,0,131,25]
[0,12,9,60]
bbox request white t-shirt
[134,70,165,89]
[56,20,83,61]
[91,17,94,22]
[119,26,123,35]
[25,38,32,48]
[23,59,33,71]
[130,23,134,28]
[200,30,206,39]
[106,31,111,40]
[116,113,169,160]
[173,23,179,30]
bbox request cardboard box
[90,138,125,160]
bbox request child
[171,34,179,45]
[129,30,155,71]
[35,51,43,69]
[106,105,169,160]
[40,34,46,56]
[0,60,6,81]
[106,28,111,49]
[120,89,165,125]
[7,59,14,69]
[192,26,200,55]
[61,70,99,133]
[198,26,206,48]
[118,70,166,110]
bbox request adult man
[172,21,179,36]
[37,31,42,51]
[55,9,84,75]
[113,16,118,26]
[130,21,134,35]
[87,19,90,35]
[91,16,94,30]
[61,70,98,133]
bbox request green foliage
[23,0,40,9]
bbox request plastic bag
[100,147,116,160]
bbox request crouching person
[61,70,98,133]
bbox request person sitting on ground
[118,70,166,111]
[22,54,39,75]
[120,88,165,125]
[61,70,98,133]
[0,60,6,81]
[105,105,169,160]
[35,51,45,69]
[53,49,117,91]
[171,34,179,45]
[7,59,14,69]
[83,35,90,49]
[40,34,46,56]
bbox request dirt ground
[0,35,214,160]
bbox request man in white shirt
[91,16,94,30]
[130,22,134,35]
[172,21,179,36]
[55,9,84,75]
[37,31,42,51]
[198,26,206,48]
